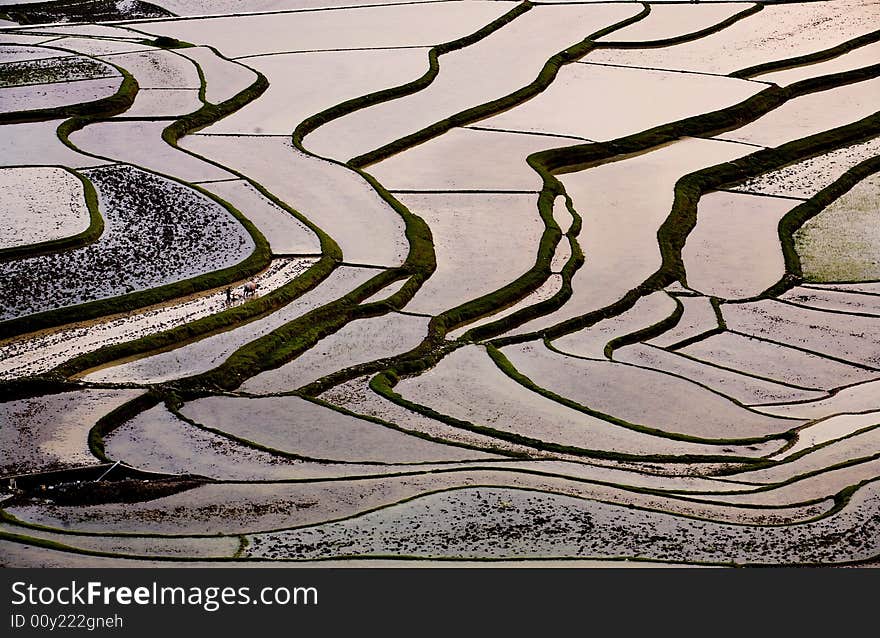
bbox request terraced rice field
[0,0,879,568]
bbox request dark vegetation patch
[9,477,206,506]
[0,55,116,88]
[250,23,880,467]
[2,0,174,25]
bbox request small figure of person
[225,286,233,304]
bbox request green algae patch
[794,172,880,282]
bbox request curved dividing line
[643,342,828,393]
[594,3,762,50]
[665,326,725,352]
[106,0,462,27]
[724,329,879,372]
[485,343,795,446]
[0,462,849,542]
[233,480,858,551]
[491,67,880,347]
[117,0,528,395]
[427,180,564,342]
[191,44,250,106]
[574,341,822,417]
[347,3,652,168]
[284,63,880,463]
[292,0,534,150]
[458,192,586,342]
[774,296,880,320]
[748,375,879,411]
[803,281,880,293]
[733,28,880,79]
[0,473,833,548]
[7,455,876,559]
[302,394,528,459]
[0,43,137,125]
[88,391,160,462]
[41,61,345,378]
[774,413,880,459]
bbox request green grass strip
[0,52,275,339]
